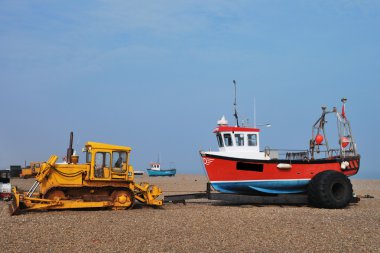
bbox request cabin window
[248,134,257,146]
[94,152,110,178]
[223,133,233,146]
[235,134,245,146]
[216,134,224,147]
[113,151,127,168]
[86,152,92,163]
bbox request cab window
[86,152,92,163]
[94,152,110,178]
[248,134,257,146]
[216,134,224,147]
[113,151,127,168]
[223,133,233,147]
[235,134,245,146]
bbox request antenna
[341,97,347,119]
[74,135,80,155]
[233,80,239,127]
[253,96,256,128]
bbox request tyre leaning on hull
[307,170,353,209]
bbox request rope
[51,167,83,177]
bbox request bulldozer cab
[30,162,41,173]
[84,142,134,181]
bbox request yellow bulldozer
[20,162,42,178]
[10,132,163,215]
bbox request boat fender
[277,163,292,169]
[341,161,350,170]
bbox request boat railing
[285,151,310,160]
[264,147,310,160]
[311,149,357,159]
[264,147,357,161]
[327,149,340,157]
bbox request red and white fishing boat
[200,82,360,208]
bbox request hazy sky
[1,1,379,178]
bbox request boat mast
[336,98,357,157]
[253,96,256,128]
[310,99,357,159]
[310,106,331,159]
[233,80,239,127]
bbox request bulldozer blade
[9,188,23,215]
[9,197,21,215]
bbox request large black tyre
[308,170,353,209]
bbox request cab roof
[213,126,260,133]
[85,142,132,152]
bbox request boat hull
[147,169,176,177]
[201,153,360,195]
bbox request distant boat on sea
[134,170,145,176]
[146,162,176,177]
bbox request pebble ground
[1,175,379,252]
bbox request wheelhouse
[150,163,161,171]
[214,126,261,153]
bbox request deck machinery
[9,133,163,215]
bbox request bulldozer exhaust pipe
[67,131,74,164]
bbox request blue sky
[0,1,379,178]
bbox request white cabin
[150,163,161,171]
[206,116,269,160]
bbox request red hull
[202,154,359,181]
[201,153,360,194]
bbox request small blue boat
[146,163,176,177]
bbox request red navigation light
[341,137,350,148]
[315,134,324,145]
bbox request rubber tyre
[308,170,353,209]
